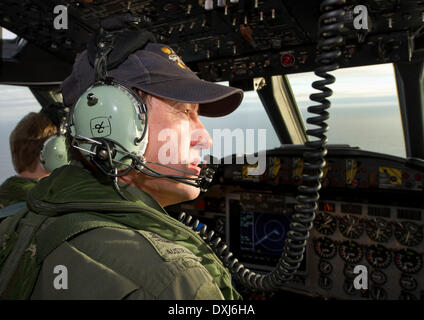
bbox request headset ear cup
[40,135,70,172]
[71,82,148,168]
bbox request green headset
[40,135,69,172]
[68,14,215,200]
[39,104,70,173]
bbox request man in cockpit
[0,26,244,300]
[0,111,58,209]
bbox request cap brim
[131,79,243,117]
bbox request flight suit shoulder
[32,227,224,300]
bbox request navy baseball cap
[61,43,244,117]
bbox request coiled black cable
[178,0,346,292]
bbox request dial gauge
[394,249,423,274]
[339,215,364,239]
[314,212,337,235]
[399,275,417,291]
[394,222,423,247]
[318,260,333,274]
[343,264,356,279]
[366,218,392,243]
[366,245,392,269]
[339,241,363,264]
[343,279,357,296]
[318,275,333,290]
[370,270,387,285]
[313,237,337,259]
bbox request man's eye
[182,109,190,115]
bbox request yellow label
[346,160,358,184]
[379,166,402,185]
[293,158,303,178]
[323,161,329,178]
[242,164,258,178]
[269,157,281,178]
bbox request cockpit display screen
[228,193,306,271]
[240,211,291,256]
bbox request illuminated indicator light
[280,54,295,67]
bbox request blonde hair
[10,112,58,173]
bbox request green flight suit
[0,176,37,208]
[20,164,241,300]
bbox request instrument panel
[1,0,423,80]
[167,145,424,300]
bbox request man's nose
[191,119,213,149]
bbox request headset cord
[177,0,345,292]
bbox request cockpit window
[0,85,41,183]
[287,63,406,158]
[200,85,281,160]
[1,27,17,40]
